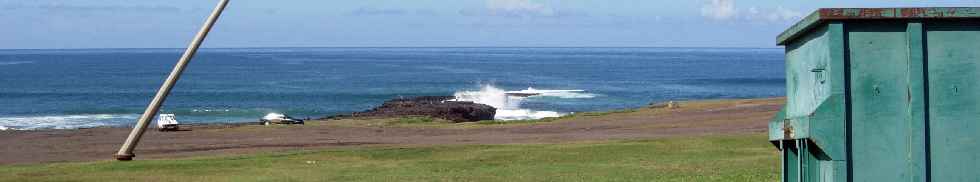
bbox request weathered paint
[846,21,915,182]
[925,20,980,182]
[784,141,801,182]
[772,7,980,182]
[770,108,787,141]
[905,22,928,182]
[785,24,832,120]
[819,8,980,19]
[777,8,980,45]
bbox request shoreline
[0,97,784,165]
[0,97,782,132]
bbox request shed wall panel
[926,21,980,182]
[846,22,914,182]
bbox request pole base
[114,153,135,161]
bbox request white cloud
[487,0,548,12]
[700,0,737,20]
[347,7,440,17]
[744,5,804,23]
[747,6,760,15]
[348,7,408,16]
[461,0,583,18]
[703,1,804,23]
[1,3,183,13]
[769,6,803,22]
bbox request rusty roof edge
[776,7,980,45]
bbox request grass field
[0,134,778,182]
[315,108,645,128]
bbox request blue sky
[2,0,979,49]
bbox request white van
[157,114,180,131]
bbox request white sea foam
[192,109,232,112]
[508,87,598,99]
[0,61,34,66]
[0,114,139,130]
[453,85,522,109]
[494,109,563,120]
[452,85,594,120]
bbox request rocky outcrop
[328,96,496,122]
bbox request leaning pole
[114,0,230,161]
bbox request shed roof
[777,7,980,45]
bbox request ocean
[0,47,785,130]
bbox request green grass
[391,116,441,125]
[0,134,778,182]
[474,115,569,125]
[320,116,566,128]
[578,109,640,117]
[317,107,648,128]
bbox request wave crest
[0,114,139,130]
[0,61,34,66]
[451,85,593,120]
[509,87,599,99]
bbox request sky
[1,0,979,49]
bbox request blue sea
[0,47,785,130]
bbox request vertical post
[797,140,803,182]
[114,0,230,161]
[780,141,785,182]
[905,21,928,182]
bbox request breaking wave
[452,85,596,120]
[506,87,598,99]
[0,114,139,130]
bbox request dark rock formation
[327,96,496,122]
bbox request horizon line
[0,46,783,51]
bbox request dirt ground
[0,98,783,165]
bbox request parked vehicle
[156,114,180,132]
[260,113,304,125]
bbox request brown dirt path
[0,98,783,165]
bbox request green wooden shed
[770,7,980,182]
